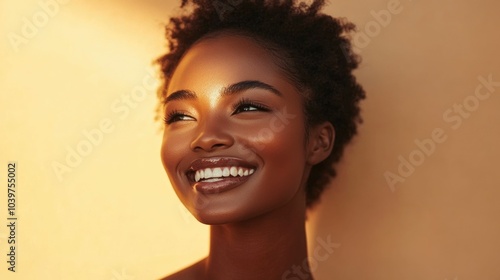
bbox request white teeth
[230,166,238,176]
[194,166,256,182]
[204,168,213,179]
[205,178,223,182]
[213,167,222,177]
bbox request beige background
[1,0,499,279]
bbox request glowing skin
[160,34,334,280]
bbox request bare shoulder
[159,259,206,280]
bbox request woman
[156,0,365,279]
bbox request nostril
[211,143,226,149]
[193,142,230,152]
[191,138,233,152]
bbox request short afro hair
[156,0,365,207]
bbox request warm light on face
[161,35,312,224]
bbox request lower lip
[193,175,252,195]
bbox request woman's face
[161,34,313,224]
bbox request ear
[306,122,335,165]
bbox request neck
[203,197,313,280]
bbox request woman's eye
[164,112,195,125]
[232,100,271,115]
[235,104,259,113]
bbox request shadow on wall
[311,0,500,279]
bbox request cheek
[250,116,306,160]
[161,130,185,182]
[161,131,200,210]
[242,118,307,191]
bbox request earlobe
[307,122,335,165]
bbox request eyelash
[164,110,191,125]
[232,98,271,114]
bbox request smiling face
[161,34,316,224]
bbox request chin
[188,197,296,226]
[188,207,248,225]
[193,214,229,225]
[189,210,240,225]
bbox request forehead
[167,34,298,96]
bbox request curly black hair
[156,0,365,207]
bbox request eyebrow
[222,80,282,97]
[164,89,197,104]
[164,80,282,104]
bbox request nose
[190,119,234,152]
